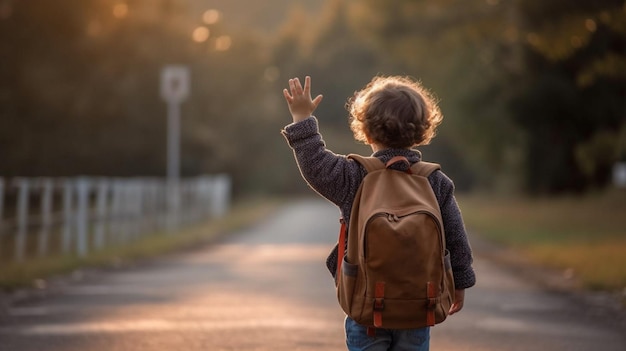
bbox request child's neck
[370,143,386,153]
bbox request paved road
[0,199,624,350]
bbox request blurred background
[1,0,625,195]
[0,0,626,306]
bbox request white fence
[0,175,230,263]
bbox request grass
[457,190,626,292]
[0,197,284,290]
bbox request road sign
[161,65,190,103]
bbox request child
[281,76,475,351]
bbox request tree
[510,0,626,193]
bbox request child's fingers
[312,94,323,108]
[288,79,296,94]
[448,300,464,315]
[286,76,315,100]
[283,89,292,102]
[303,76,312,95]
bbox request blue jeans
[345,317,430,351]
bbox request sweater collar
[371,149,422,172]
[371,148,422,163]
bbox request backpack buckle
[374,282,385,311]
[426,297,439,310]
[373,298,385,311]
[373,298,385,328]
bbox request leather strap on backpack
[373,282,386,327]
[426,282,438,326]
[336,218,347,282]
[411,161,441,177]
[347,154,385,173]
[385,156,411,172]
[366,282,386,337]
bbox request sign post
[161,65,190,232]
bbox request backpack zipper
[363,210,443,260]
[363,213,389,259]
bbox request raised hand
[283,76,323,123]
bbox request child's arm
[283,76,323,123]
[429,172,475,315]
[282,77,363,207]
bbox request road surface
[0,199,624,350]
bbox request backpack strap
[347,154,385,173]
[410,161,441,177]
[336,218,347,283]
[349,153,441,177]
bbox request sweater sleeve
[429,171,476,290]
[281,116,363,207]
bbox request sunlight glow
[599,11,611,24]
[203,9,220,25]
[215,35,232,51]
[113,3,128,19]
[192,27,210,43]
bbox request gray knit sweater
[282,116,476,290]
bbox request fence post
[94,179,109,250]
[166,182,180,233]
[158,180,168,231]
[211,175,231,218]
[200,176,212,218]
[109,179,122,244]
[14,178,30,262]
[180,180,189,225]
[144,179,157,233]
[190,179,200,222]
[126,179,139,241]
[136,181,143,239]
[114,181,129,243]
[120,182,131,242]
[62,179,74,254]
[38,178,54,256]
[75,178,90,258]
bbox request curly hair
[347,76,443,148]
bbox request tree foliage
[511,0,626,193]
[0,0,274,188]
[345,0,626,194]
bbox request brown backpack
[336,154,455,329]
